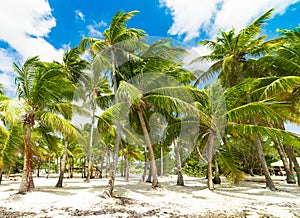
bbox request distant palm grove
[0,9,299,196]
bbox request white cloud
[0,49,18,95]
[75,10,85,22]
[87,21,107,38]
[160,0,300,41]
[0,0,63,62]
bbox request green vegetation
[0,9,299,195]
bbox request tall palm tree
[82,74,112,182]
[13,57,78,193]
[80,10,146,197]
[192,9,282,190]
[55,47,89,187]
[98,73,199,188]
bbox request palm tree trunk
[56,137,68,188]
[46,156,51,179]
[173,139,184,186]
[137,109,159,188]
[254,135,276,190]
[146,164,152,183]
[19,124,34,193]
[86,105,95,183]
[102,124,121,198]
[274,140,295,183]
[125,154,129,182]
[102,50,122,198]
[120,152,124,177]
[213,154,221,184]
[0,167,3,185]
[207,129,216,190]
[142,146,147,182]
[285,145,300,186]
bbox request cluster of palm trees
[0,9,299,196]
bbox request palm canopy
[13,56,78,136]
[79,10,147,92]
[60,46,90,85]
[192,9,279,87]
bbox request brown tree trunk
[213,155,221,184]
[0,167,3,185]
[285,145,300,186]
[173,139,184,186]
[56,137,68,188]
[254,135,276,190]
[69,157,74,178]
[274,140,295,183]
[142,146,147,182]
[125,154,129,182]
[207,129,216,190]
[46,156,51,179]
[19,124,34,194]
[137,109,159,188]
[81,158,85,178]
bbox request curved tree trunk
[285,145,300,186]
[56,137,68,188]
[254,135,276,190]
[173,139,184,186]
[274,140,295,183]
[137,109,159,188]
[207,129,216,191]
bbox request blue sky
[0,0,299,133]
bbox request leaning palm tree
[13,57,78,193]
[99,73,199,190]
[192,9,282,190]
[80,10,146,197]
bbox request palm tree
[81,73,112,183]
[192,9,282,190]
[192,9,279,87]
[98,73,199,188]
[55,47,89,187]
[80,10,146,197]
[13,57,78,193]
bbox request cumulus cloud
[0,0,63,62]
[160,0,300,41]
[75,10,85,22]
[0,49,18,95]
[87,21,107,38]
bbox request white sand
[1,174,300,217]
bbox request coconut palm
[98,72,199,189]
[80,10,146,197]
[13,57,78,193]
[54,48,89,187]
[191,9,284,190]
[192,9,279,87]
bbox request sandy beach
[1,174,300,217]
